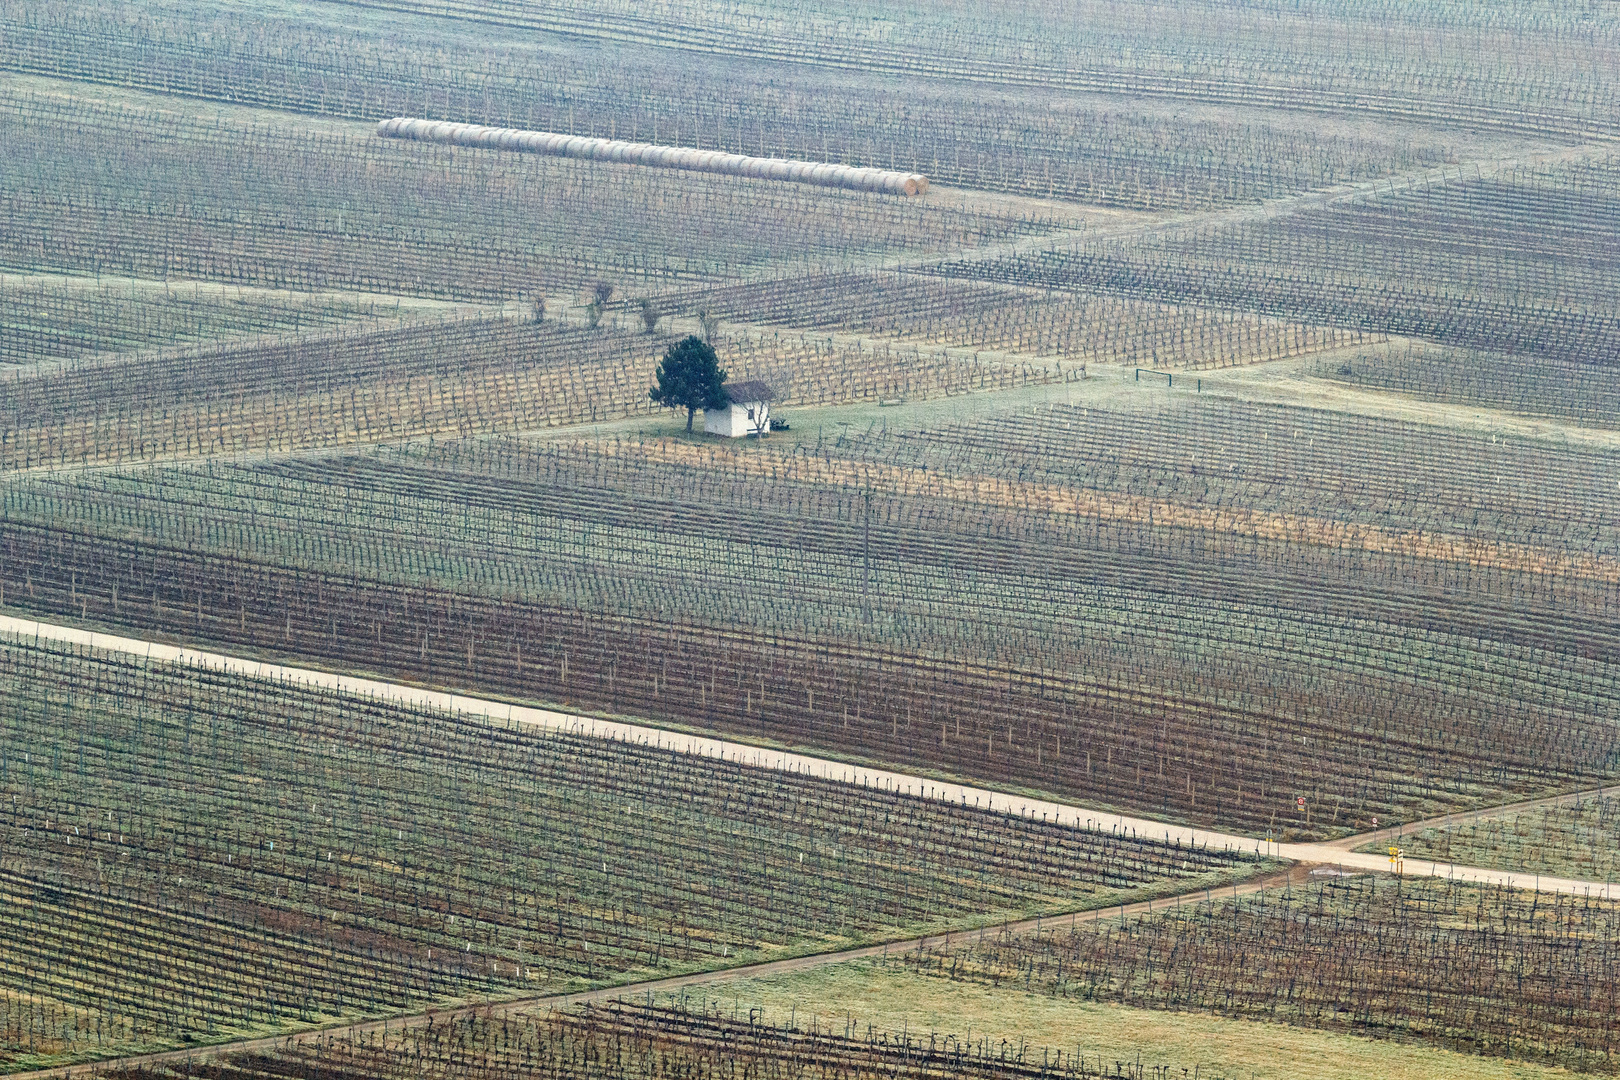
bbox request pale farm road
[6,613,1616,898]
[7,611,1620,1079]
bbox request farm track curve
[4,611,1617,1078]
[1334,781,1620,855]
[871,140,1611,276]
[5,865,1311,1080]
[4,613,1614,893]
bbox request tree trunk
[686,406,695,433]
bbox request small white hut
[704,380,774,437]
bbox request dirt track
[1332,782,1620,855]
[5,612,1615,897]
[2,865,1309,1080]
[4,613,1617,1078]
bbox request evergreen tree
[649,336,728,433]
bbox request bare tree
[586,282,615,329]
[637,298,663,335]
[698,307,722,343]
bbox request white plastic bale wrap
[375,117,930,195]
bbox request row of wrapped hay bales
[376,117,930,196]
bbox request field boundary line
[0,614,1263,856]
[7,613,1620,1076]
[889,141,1612,274]
[1334,783,1620,854]
[4,613,1615,901]
[2,866,1305,1080]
